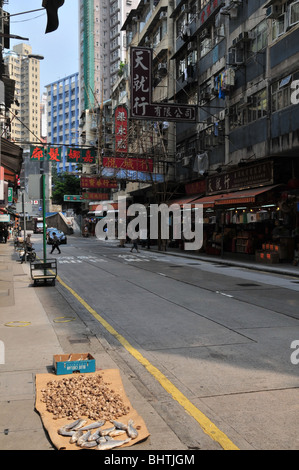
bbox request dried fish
[88,428,102,442]
[77,430,91,446]
[72,419,88,431]
[63,419,82,431]
[97,437,131,450]
[70,430,83,444]
[80,440,98,448]
[58,428,75,437]
[108,429,126,437]
[110,419,128,430]
[127,419,138,439]
[80,420,105,431]
[100,426,116,436]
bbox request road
[33,233,299,450]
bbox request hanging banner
[115,105,128,153]
[30,146,44,161]
[102,156,153,173]
[81,177,118,189]
[66,148,96,164]
[30,146,62,162]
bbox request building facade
[79,0,139,112]
[4,44,42,145]
[45,73,80,172]
[115,0,299,262]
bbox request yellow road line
[57,274,239,450]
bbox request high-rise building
[4,44,42,145]
[45,73,80,172]
[79,0,139,113]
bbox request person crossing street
[50,232,61,254]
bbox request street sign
[64,195,85,202]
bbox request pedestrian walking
[130,237,139,253]
[50,232,61,254]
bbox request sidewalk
[0,240,195,451]
[147,244,299,279]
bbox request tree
[51,170,80,205]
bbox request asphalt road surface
[33,234,299,450]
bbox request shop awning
[193,185,281,208]
[214,185,281,206]
[167,194,203,207]
[1,137,23,175]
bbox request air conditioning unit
[182,156,190,167]
[159,11,167,19]
[158,62,167,70]
[144,35,150,44]
[176,152,182,160]
[201,91,210,101]
[228,47,244,66]
[266,3,283,19]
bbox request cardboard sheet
[35,369,149,450]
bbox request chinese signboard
[30,146,62,162]
[64,195,85,202]
[102,156,154,173]
[82,192,110,201]
[130,47,196,122]
[185,179,206,195]
[66,148,96,164]
[81,177,118,189]
[198,0,223,29]
[30,146,96,164]
[115,105,128,153]
[206,161,274,195]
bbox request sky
[6,0,79,93]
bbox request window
[248,89,267,122]
[251,21,267,53]
[289,0,299,26]
[271,71,299,111]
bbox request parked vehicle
[47,228,67,245]
[33,217,45,234]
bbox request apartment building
[79,0,139,113]
[118,0,299,261]
[45,73,80,172]
[4,44,42,145]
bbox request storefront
[192,160,299,263]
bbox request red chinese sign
[102,156,153,173]
[82,192,110,201]
[30,146,62,161]
[67,148,96,164]
[130,47,196,122]
[199,0,221,28]
[185,179,206,195]
[115,105,128,153]
[81,177,118,189]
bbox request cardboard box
[53,353,96,375]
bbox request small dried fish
[110,420,128,430]
[77,430,91,446]
[72,419,88,431]
[88,428,102,442]
[97,437,131,450]
[108,429,126,437]
[63,419,82,431]
[80,440,98,448]
[127,419,138,439]
[100,426,116,436]
[70,430,83,444]
[58,428,75,437]
[80,420,105,431]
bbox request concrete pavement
[1,236,299,451]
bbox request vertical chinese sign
[115,105,128,153]
[130,47,196,122]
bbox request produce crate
[53,353,96,375]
